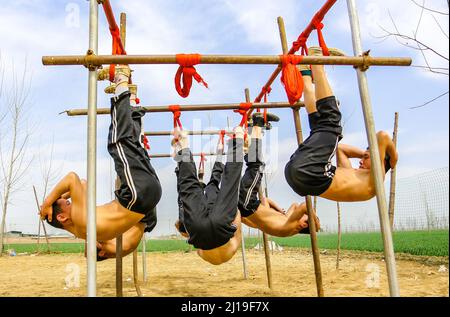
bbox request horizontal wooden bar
[42,54,412,67]
[64,101,303,116]
[145,130,232,136]
[149,152,217,159]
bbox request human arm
[40,172,84,222]
[336,144,365,168]
[265,197,285,214]
[96,223,145,259]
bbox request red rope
[142,135,150,151]
[280,55,304,105]
[312,19,330,56]
[108,27,127,82]
[199,153,207,172]
[169,105,183,130]
[234,103,252,128]
[175,54,208,98]
[219,130,226,146]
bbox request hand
[39,203,53,222]
[172,128,189,150]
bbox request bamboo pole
[42,54,412,67]
[42,54,411,67]
[245,88,272,289]
[388,112,399,230]
[133,250,143,297]
[278,16,324,297]
[336,202,342,270]
[32,186,50,253]
[142,234,147,283]
[115,234,123,297]
[145,130,232,136]
[86,0,99,298]
[114,12,128,299]
[347,0,400,297]
[64,101,302,117]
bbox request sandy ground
[0,248,448,297]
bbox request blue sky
[0,0,448,236]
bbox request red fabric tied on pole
[109,28,127,82]
[234,103,252,128]
[280,55,304,105]
[219,130,226,146]
[169,105,183,130]
[199,153,207,172]
[175,54,208,98]
[142,135,150,151]
[312,19,330,56]
[292,35,309,56]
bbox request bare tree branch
[432,14,449,39]
[0,60,34,255]
[410,91,449,109]
[410,0,449,15]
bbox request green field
[3,230,448,257]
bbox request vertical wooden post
[388,112,399,230]
[133,249,143,297]
[115,12,127,298]
[245,88,272,289]
[336,202,342,270]
[278,16,324,297]
[347,0,400,296]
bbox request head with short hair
[45,198,72,229]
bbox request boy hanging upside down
[173,125,245,265]
[40,65,162,260]
[284,47,398,202]
[175,112,321,263]
[238,112,320,236]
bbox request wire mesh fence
[393,167,449,231]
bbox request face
[55,198,72,223]
[359,150,371,169]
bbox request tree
[0,60,34,256]
[376,0,449,108]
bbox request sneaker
[251,112,280,130]
[97,65,132,81]
[308,46,346,57]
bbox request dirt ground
[0,248,448,297]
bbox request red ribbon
[169,105,183,130]
[280,55,304,105]
[174,54,208,98]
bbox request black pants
[238,138,264,217]
[285,96,343,196]
[108,91,162,232]
[176,140,243,250]
[176,160,224,234]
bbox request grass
[2,230,448,257]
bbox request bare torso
[320,167,375,202]
[69,199,144,242]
